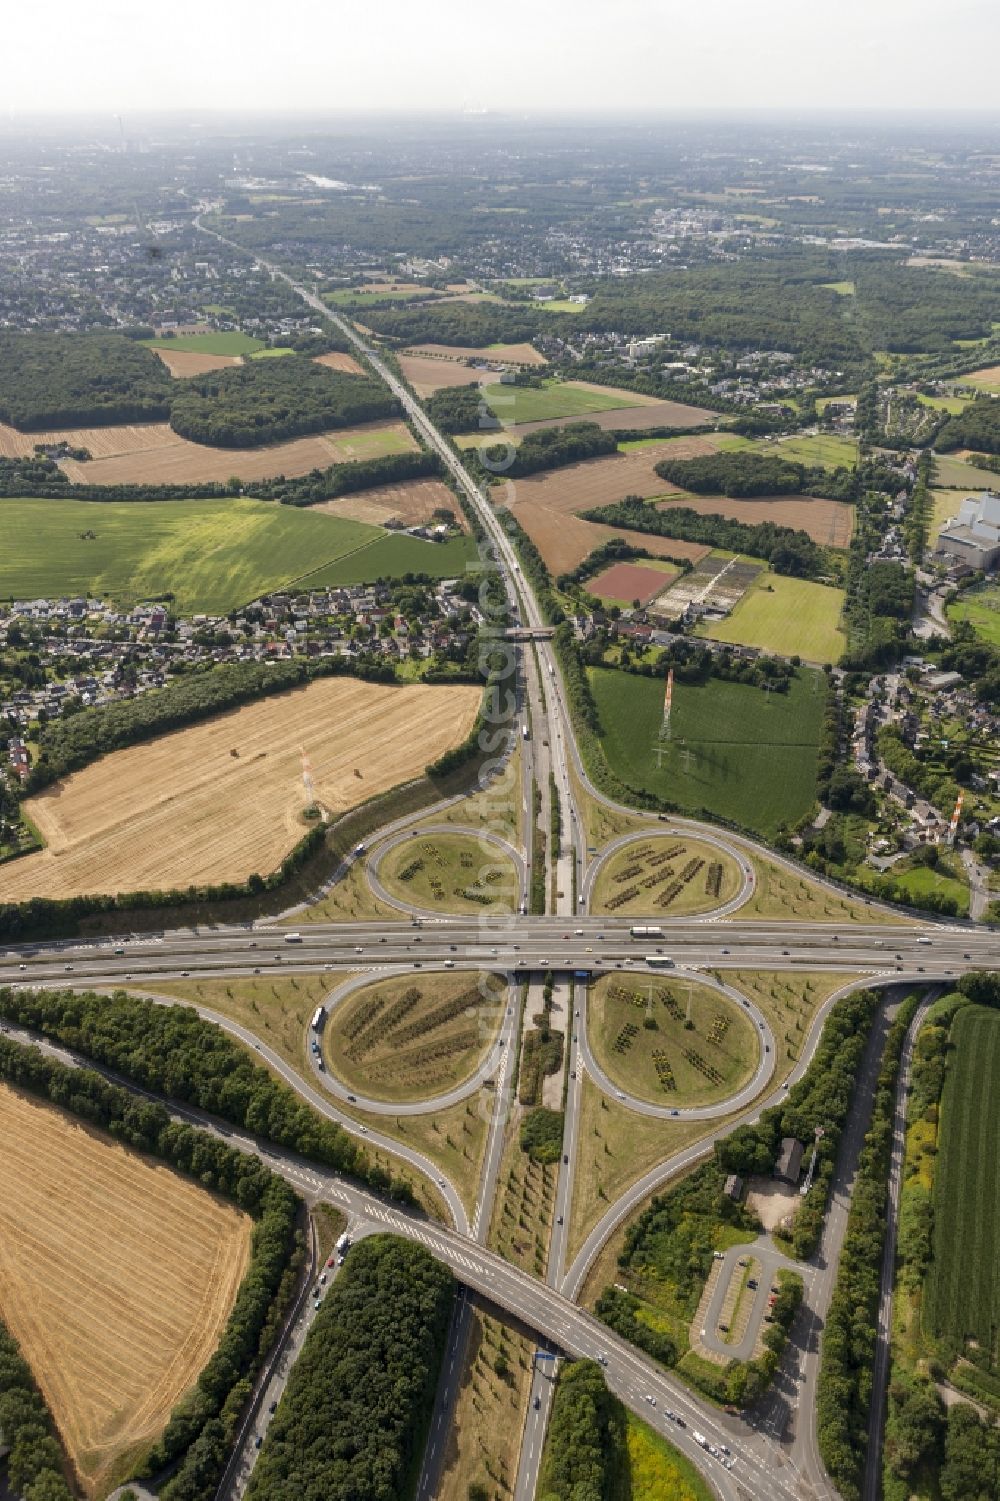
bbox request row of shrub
[0,1029,302,1501]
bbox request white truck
[284,932,303,943]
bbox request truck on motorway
[311,1005,326,1030]
[645,955,675,968]
[630,925,664,939]
[522,724,530,740]
[335,1232,351,1255]
[694,1431,708,1448]
[284,932,303,943]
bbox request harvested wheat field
[508,397,717,437]
[964,364,1000,389]
[403,341,547,367]
[509,504,710,575]
[313,477,470,530]
[397,353,504,397]
[152,348,244,377]
[656,493,854,548]
[0,1082,250,1494]
[313,350,366,377]
[0,678,480,900]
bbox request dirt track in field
[0,678,480,899]
[0,1083,250,1494]
[0,419,416,485]
[152,348,244,377]
[312,477,470,530]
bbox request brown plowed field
[590,561,679,604]
[655,493,854,548]
[403,342,547,367]
[398,353,504,397]
[0,678,480,900]
[314,350,366,376]
[152,348,243,377]
[509,504,710,575]
[0,419,415,484]
[508,398,717,437]
[0,1083,250,1494]
[312,478,470,531]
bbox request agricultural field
[0,497,383,613]
[324,969,505,1102]
[0,677,480,900]
[590,834,743,917]
[403,341,547,366]
[313,350,366,377]
[761,432,859,468]
[304,530,479,587]
[947,582,1000,646]
[507,397,717,437]
[931,453,1000,490]
[379,831,519,915]
[696,570,847,663]
[0,1083,250,1493]
[588,667,824,838]
[963,362,1000,390]
[655,491,854,549]
[924,1006,1000,1380]
[482,378,651,427]
[151,348,243,378]
[589,973,759,1107]
[0,416,416,486]
[312,476,469,531]
[145,332,266,356]
[589,558,679,606]
[397,352,504,397]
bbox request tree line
[653,450,856,503]
[476,421,619,480]
[245,448,442,507]
[245,1235,453,1501]
[935,396,1000,455]
[582,496,827,579]
[0,1028,303,1501]
[0,1319,74,1501]
[537,1360,625,1501]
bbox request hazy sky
[6,0,1000,114]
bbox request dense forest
[934,395,1000,454]
[168,357,398,448]
[654,450,856,501]
[245,1235,453,1501]
[424,385,495,433]
[355,299,555,349]
[538,1361,624,1501]
[582,496,826,577]
[0,331,173,429]
[480,421,619,479]
[0,1028,302,1501]
[0,1319,74,1501]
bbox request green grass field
[924,1006,1000,1375]
[248,347,295,360]
[533,299,587,314]
[380,832,518,916]
[697,571,847,664]
[889,861,970,918]
[822,281,856,296]
[588,667,824,837]
[323,287,429,307]
[0,497,383,614]
[915,392,970,415]
[145,332,265,356]
[761,433,859,468]
[481,379,635,426]
[589,973,758,1108]
[304,532,478,588]
[948,583,1000,646]
[932,454,1000,490]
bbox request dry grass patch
[711,970,849,1067]
[311,477,469,531]
[313,350,366,376]
[152,348,243,377]
[489,1114,559,1279]
[151,973,353,1075]
[590,834,743,917]
[0,677,480,900]
[656,492,854,549]
[737,855,914,924]
[436,1306,535,1501]
[0,1083,251,1496]
[397,353,504,397]
[404,342,547,366]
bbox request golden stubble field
[0,1083,250,1494]
[0,418,416,485]
[0,678,481,899]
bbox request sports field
[924,1006,1000,1377]
[0,1083,250,1493]
[588,667,824,837]
[589,973,758,1107]
[380,831,519,915]
[697,571,847,663]
[482,379,640,427]
[947,582,1000,646]
[0,678,480,900]
[591,834,743,917]
[325,970,505,1102]
[0,497,383,613]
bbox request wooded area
[583,496,826,578]
[0,331,173,429]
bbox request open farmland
[397,352,504,397]
[0,417,416,485]
[325,970,505,1102]
[588,666,823,837]
[146,332,265,356]
[304,531,479,587]
[313,350,366,377]
[0,677,480,900]
[761,433,859,468]
[482,378,653,427]
[589,559,679,605]
[312,477,470,531]
[656,491,854,548]
[403,342,547,366]
[963,363,1000,389]
[697,570,847,663]
[0,497,384,613]
[152,348,243,378]
[0,1083,250,1493]
[924,1005,1000,1380]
